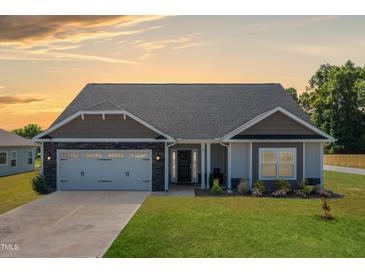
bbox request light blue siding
[0,147,36,177]
[305,142,321,178]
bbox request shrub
[271,189,287,197]
[274,179,290,191]
[252,187,263,197]
[237,178,249,194]
[302,185,314,195]
[295,190,307,198]
[321,197,334,220]
[313,184,321,192]
[253,180,265,193]
[32,175,56,194]
[210,179,223,195]
[297,179,306,190]
[317,189,331,197]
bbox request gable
[47,114,161,139]
[233,111,324,139]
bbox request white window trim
[259,148,297,180]
[10,151,17,167]
[28,150,34,165]
[0,151,7,166]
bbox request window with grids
[259,148,296,180]
[61,152,80,160]
[10,151,17,167]
[28,150,33,165]
[0,152,7,165]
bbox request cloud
[0,95,47,105]
[0,16,164,45]
[241,16,337,32]
[0,16,165,65]
[272,42,343,57]
[174,42,208,50]
[134,34,207,59]
[0,47,139,64]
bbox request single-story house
[33,83,334,192]
[0,129,37,177]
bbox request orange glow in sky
[0,15,364,130]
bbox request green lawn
[105,171,365,258]
[0,172,40,215]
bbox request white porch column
[206,143,211,189]
[303,142,306,182]
[320,142,324,189]
[227,142,232,191]
[249,142,252,190]
[164,142,169,191]
[40,142,44,175]
[201,143,205,189]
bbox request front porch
[164,142,228,191]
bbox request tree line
[286,60,365,154]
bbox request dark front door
[177,150,192,183]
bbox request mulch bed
[194,189,344,199]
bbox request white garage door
[57,150,152,191]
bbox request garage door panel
[57,150,152,191]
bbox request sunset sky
[0,15,364,131]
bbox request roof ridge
[87,83,280,85]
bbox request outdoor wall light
[156,154,161,161]
[47,156,52,160]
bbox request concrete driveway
[324,165,365,176]
[0,191,149,258]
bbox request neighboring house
[0,129,37,177]
[33,83,334,192]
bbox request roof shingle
[0,129,37,147]
[51,83,311,139]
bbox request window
[278,151,294,177]
[130,152,147,159]
[85,152,101,160]
[106,152,124,159]
[61,152,80,160]
[261,150,277,177]
[28,150,33,165]
[171,150,177,182]
[192,150,198,182]
[0,152,7,166]
[10,151,17,167]
[259,148,296,180]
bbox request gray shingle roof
[0,129,37,147]
[52,83,311,139]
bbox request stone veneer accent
[43,142,165,191]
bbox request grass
[0,172,40,215]
[35,157,41,169]
[104,171,365,258]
